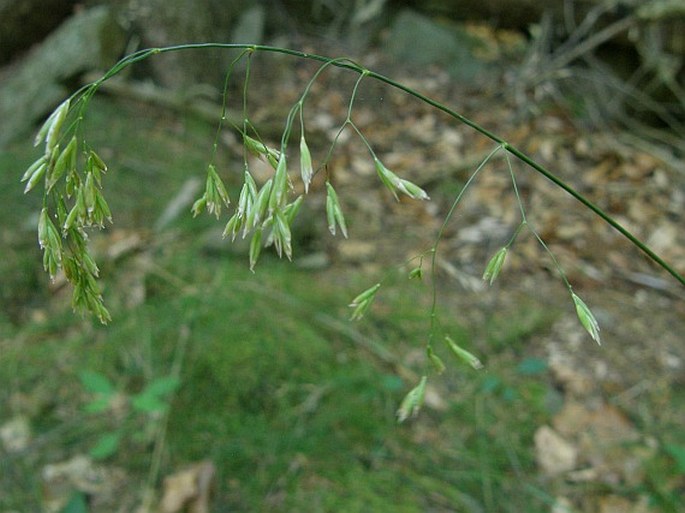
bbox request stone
[534,425,578,476]
[385,9,486,80]
[0,416,31,452]
[0,6,125,148]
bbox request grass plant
[4,42,685,511]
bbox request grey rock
[0,6,125,148]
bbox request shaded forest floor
[1,41,684,513]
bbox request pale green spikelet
[299,135,314,193]
[482,247,508,286]
[269,154,288,212]
[408,266,423,280]
[35,99,70,151]
[325,182,348,238]
[204,164,230,218]
[21,155,48,183]
[373,158,429,201]
[444,336,483,370]
[427,346,446,374]
[397,376,427,423]
[349,283,381,320]
[249,227,263,271]
[572,292,601,345]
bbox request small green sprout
[269,154,289,212]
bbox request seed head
[482,247,508,286]
[396,376,427,423]
[572,292,601,345]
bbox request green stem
[504,150,527,223]
[74,43,685,287]
[506,222,527,248]
[279,59,349,149]
[321,72,368,168]
[346,71,368,120]
[428,145,503,342]
[503,143,683,286]
[505,151,572,290]
[211,49,251,164]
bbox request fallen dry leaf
[158,460,215,513]
[550,399,651,487]
[42,455,127,513]
[534,425,578,477]
[0,415,31,452]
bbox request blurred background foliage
[1,1,684,512]
[2,0,684,150]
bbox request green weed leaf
[143,376,181,398]
[89,431,121,460]
[60,491,88,513]
[665,444,685,474]
[83,397,113,414]
[131,376,179,413]
[79,370,114,396]
[131,393,167,413]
